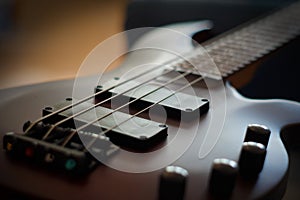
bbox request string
[60,70,192,146]
[48,0,298,148]
[24,55,186,134]
[25,0,300,136]
[85,75,204,149]
[41,69,172,140]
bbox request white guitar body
[0,21,299,200]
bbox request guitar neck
[177,2,300,79]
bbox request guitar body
[0,21,299,200]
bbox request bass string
[64,0,300,147]
[84,75,204,150]
[26,1,300,135]
[59,70,193,146]
[24,54,187,134]
[41,69,172,140]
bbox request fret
[210,57,248,74]
[239,31,278,48]
[173,2,300,79]
[199,57,238,75]
[206,41,260,76]
[212,55,242,67]
[210,35,271,55]
[208,49,245,69]
[232,36,278,54]
[236,36,280,50]
[214,63,237,76]
[256,21,299,36]
[177,60,221,78]
[265,19,299,32]
[183,51,223,74]
[176,58,223,79]
[221,43,261,58]
[209,42,261,62]
[207,52,240,74]
[224,42,266,57]
[202,2,300,78]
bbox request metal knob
[239,142,267,177]
[159,166,188,200]
[209,158,238,198]
[244,124,271,147]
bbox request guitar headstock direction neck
[173,1,300,80]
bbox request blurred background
[0,0,127,88]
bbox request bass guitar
[0,2,300,200]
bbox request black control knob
[209,158,238,198]
[159,166,188,200]
[239,142,267,177]
[244,124,271,147]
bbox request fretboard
[177,2,300,79]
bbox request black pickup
[95,79,209,120]
[42,99,168,149]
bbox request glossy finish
[0,21,299,200]
[209,158,238,198]
[244,124,271,147]
[159,166,188,200]
[239,142,267,177]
